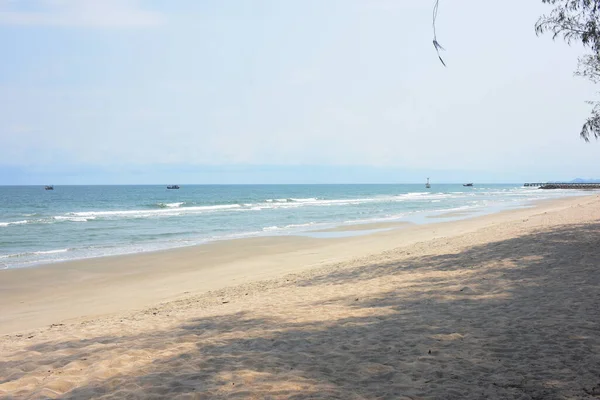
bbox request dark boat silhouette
[463,183,473,187]
[167,185,180,189]
[44,185,54,190]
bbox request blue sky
[0,0,598,184]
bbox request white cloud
[0,0,163,28]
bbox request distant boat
[44,185,54,190]
[167,185,180,190]
[425,178,431,189]
[463,183,473,187]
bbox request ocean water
[0,184,583,269]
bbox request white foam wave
[262,222,317,232]
[0,220,28,227]
[34,249,69,255]
[265,197,318,203]
[249,203,303,211]
[1,248,70,259]
[54,216,96,222]
[66,204,241,218]
[71,193,465,218]
[401,192,431,197]
[259,194,455,208]
[157,202,185,208]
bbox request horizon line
[2,182,531,186]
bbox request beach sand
[2,195,600,399]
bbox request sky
[0,0,598,184]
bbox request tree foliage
[536,0,600,141]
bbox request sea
[0,184,583,269]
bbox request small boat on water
[167,185,180,190]
[425,178,431,189]
[463,183,473,187]
[44,185,54,190]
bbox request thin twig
[432,0,446,67]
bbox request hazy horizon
[2,163,595,185]
[0,182,542,186]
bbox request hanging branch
[432,0,446,66]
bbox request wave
[1,216,97,227]
[262,222,318,232]
[54,216,96,222]
[0,220,28,227]
[0,248,70,259]
[34,249,69,255]
[155,202,185,208]
[67,204,241,218]
[5,187,558,228]
[38,192,493,222]
[265,197,318,203]
[258,194,457,208]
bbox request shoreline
[0,194,592,335]
[2,190,586,270]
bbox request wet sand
[310,221,411,232]
[2,195,600,399]
[426,211,475,219]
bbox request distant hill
[570,178,600,183]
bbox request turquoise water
[0,184,581,269]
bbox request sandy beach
[2,195,600,399]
